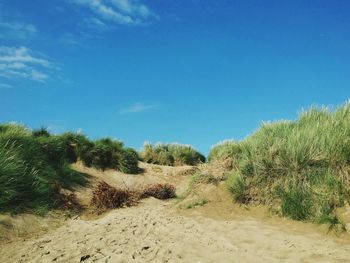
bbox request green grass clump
[119,148,140,174]
[208,140,242,163]
[186,199,209,209]
[77,138,140,173]
[210,101,350,230]
[0,123,140,213]
[140,142,205,166]
[227,172,248,204]
[277,186,313,221]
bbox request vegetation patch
[140,142,205,166]
[141,183,176,200]
[0,124,88,213]
[58,192,82,211]
[227,172,248,204]
[90,182,176,212]
[209,102,350,231]
[0,123,140,214]
[186,199,209,209]
[76,137,140,173]
[90,181,138,210]
[191,172,220,186]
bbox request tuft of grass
[317,213,347,233]
[227,172,248,204]
[140,142,205,166]
[186,199,209,209]
[277,186,313,221]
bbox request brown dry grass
[90,181,139,211]
[141,183,176,200]
[58,193,82,211]
[90,181,176,213]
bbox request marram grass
[140,142,205,166]
[0,123,140,213]
[211,101,350,231]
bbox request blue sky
[0,0,349,154]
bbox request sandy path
[1,197,350,263]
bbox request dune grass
[0,123,140,213]
[0,124,87,213]
[186,199,209,209]
[210,102,350,230]
[140,142,205,166]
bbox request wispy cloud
[70,0,155,26]
[58,32,84,46]
[0,46,52,82]
[84,17,108,30]
[0,83,12,89]
[119,103,158,114]
[0,22,37,39]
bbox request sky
[0,0,349,155]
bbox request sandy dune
[1,163,350,262]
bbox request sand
[1,162,350,262]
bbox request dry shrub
[91,181,138,210]
[58,193,82,210]
[141,183,176,200]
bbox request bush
[76,137,140,174]
[57,132,90,163]
[120,148,140,174]
[140,142,205,166]
[90,181,138,210]
[58,192,82,211]
[141,183,176,199]
[90,182,176,212]
[212,101,350,228]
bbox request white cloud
[0,46,52,82]
[111,0,151,18]
[71,0,155,26]
[0,22,37,39]
[0,46,50,67]
[89,17,107,28]
[31,70,49,82]
[119,103,157,114]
